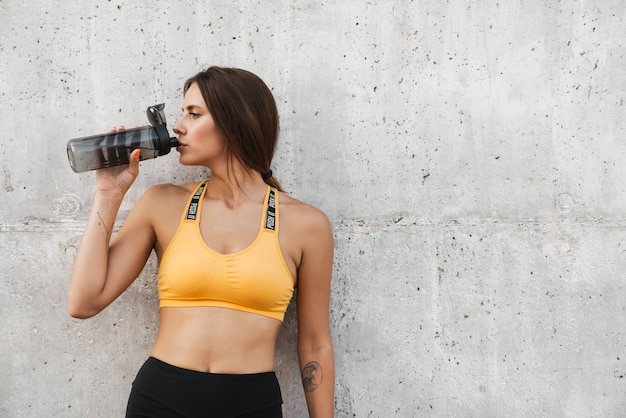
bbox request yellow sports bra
[157,181,295,321]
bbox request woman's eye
[189,113,199,119]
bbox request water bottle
[66,103,179,173]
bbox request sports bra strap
[186,181,208,221]
[185,181,277,231]
[265,188,276,231]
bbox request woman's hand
[94,126,141,197]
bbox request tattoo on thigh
[301,361,323,393]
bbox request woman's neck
[205,161,265,208]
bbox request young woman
[68,67,335,417]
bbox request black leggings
[126,357,283,418]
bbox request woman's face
[173,82,226,166]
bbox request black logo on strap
[186,182,207,220]
[265,188,276,230]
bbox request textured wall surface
[1,1,626,417]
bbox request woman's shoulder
[135,181,205,214]
[278,192,332,233]
[142,181,204,200]
[278,192,334,268]
[133,181,206,226]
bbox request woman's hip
[126,356,283,418]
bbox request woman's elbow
[67,295,100,319]
[68,305,95,319]
[68,308,94,319]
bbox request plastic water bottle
[66,103,179,173]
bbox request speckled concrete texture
[1,1,626,417]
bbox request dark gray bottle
[66,103,179,173]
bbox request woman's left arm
[296,207,335,418]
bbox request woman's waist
[149,348,277,375]
[152,306,280,374]
[141,356,280,381]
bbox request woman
[68,67,335,417]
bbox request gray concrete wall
[1,0,625,416]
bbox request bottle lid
[147,104,175,155]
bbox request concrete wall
[1,0,625,416]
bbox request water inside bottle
[67,126,161,172]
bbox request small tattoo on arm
[301,361,323,393]
[96,211,110,237]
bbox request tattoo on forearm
[301,361,323,393]
[96,211,110,237]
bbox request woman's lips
[176,142,186,152]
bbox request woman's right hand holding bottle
[95,126,141,197]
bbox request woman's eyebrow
[182,104,204,112]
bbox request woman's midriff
[150,306,282,374]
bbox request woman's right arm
[68,148,156,318]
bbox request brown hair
[184,66,283,191]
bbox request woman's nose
[172,119,184,135]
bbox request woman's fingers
[127,148,141,177]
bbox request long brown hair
[184,66,283,191]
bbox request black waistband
[128,357,283,416]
